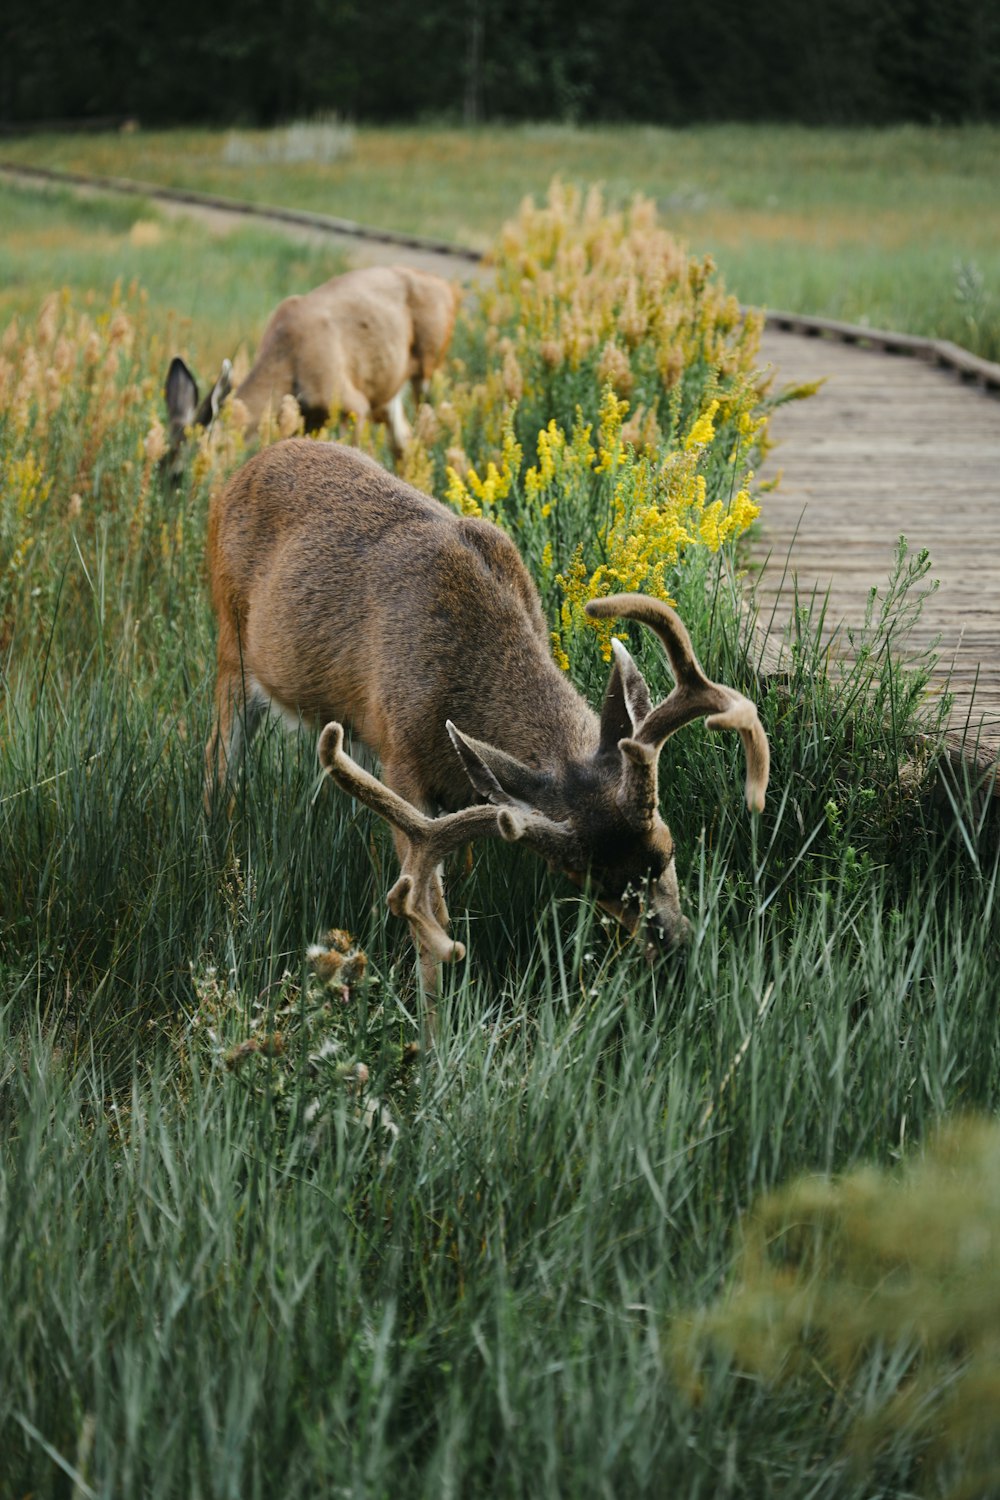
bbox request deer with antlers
[207,440,769,1018]
[165,264,460,474]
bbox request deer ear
[598,638,652,753]
[195,358,233,426]
[165,357,199,431]
[446,722,547,808]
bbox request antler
[318,722,552,972]
[585,594,769,814]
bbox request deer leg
[205,634,266,812]
[318,723,528,1035]
[378,390,412,457]
[376,825,444,1042]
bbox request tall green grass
[2,723,997,1494]
[3,503,995,1494]
[2,190,998,1496]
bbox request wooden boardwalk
[755,327,1000,770]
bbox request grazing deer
[165,265,461,471]
[207,440,769,1008]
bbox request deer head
[319,592,769,971]
[163,355,232,478]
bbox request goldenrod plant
[400,184,768,674]
[2,185,767,684]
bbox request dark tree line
[3,0,999,127]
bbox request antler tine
[584,595,770,813]
[318,722,525,966]
[702,696,770,815]
[587,594,713,696]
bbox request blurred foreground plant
[673,1117,1000,1497]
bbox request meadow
[2,170,999,1497]
[0,178,350,376]
[3,121,1000,359]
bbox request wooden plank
[754,325,1000,785]
[759,315,1000,391]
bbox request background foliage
[2,0,1000,128]
[6,124,1000,365]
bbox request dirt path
[0,161,488,282]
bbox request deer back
[400,267,462,387]
[208,439,595,808]
[168,266,460,450]
[233,270,405,428]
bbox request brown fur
[166,266,460,462]
[234,266,460,437]
[208,440,770,1002]
[208,441,591,799]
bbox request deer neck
[502,657,601,775]
[231,371,271,434]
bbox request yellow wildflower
[228,397,251,433]
[7,536,36,573]
[501,342,524,402]
[728,488,761,532]
[524,418,563,500]
[596,339,634,399]
[6,453,52,518]
[467,462,500,505]
[699,500,724,551]
[551,633,571,672]
[399,435,435,495]
[414,402,440,447]
[684,399,720,450]
[594,385,629,474]
[445,465,480,516]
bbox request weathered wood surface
[763,308,1000,391]
[755,328,1000,775]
